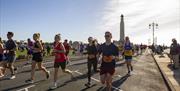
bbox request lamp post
[149,22,158,46]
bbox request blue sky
[0,0,180,45]
[0,0,105,42]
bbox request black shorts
[0,54,3,62]
[6,54,16,63]
[32,53,43,62]
[27,50,33,55]
[100,68,115,76]
[54,61,66,69]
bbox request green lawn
[16,50,27,58]
[16,49,76,58]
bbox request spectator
[170,38,180,69]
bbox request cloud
[97,0,180,45]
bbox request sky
[0,0,180,45]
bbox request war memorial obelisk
[120,14,125,44]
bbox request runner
[94,39,100,51]
[63,39,71,56]
[98,31,119,91]
[46,44,51,56]
[0,37,5,78]
[140,43,143,55]
[80,43,84,55]
[26,38,33,62]
[84,37,99,87]
[0,37,4,63]
[41,41,46,57]
[118,43,124,59]
[123,36,134,75]
[93,39,100,71]
[50,34,74,89]
[26,33,50,83]
[3,32,18,79]
[63,39,71,63]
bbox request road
[0,49,169,91]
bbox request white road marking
[74,70,100,82]
[16,85,35,91]
[17,60,124,91]
[22,59,86,68]
[73,70,123,91]
[23,61,53,68]
[114,75,122,78]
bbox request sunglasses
[105,35,110,37]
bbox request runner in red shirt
[50,34,73,89]
[63,39,71,62]
[63,39,71,56]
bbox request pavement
[0,49,169,91]
[153,52,180,91]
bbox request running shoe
[50,82,57,90]
[9,75,16,80]
[85,82,91,88]
[131,66,133,71]
[46,71,50,79]
[25,79,34,84]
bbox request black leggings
[87,58,98,83]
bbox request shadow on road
[1,79,46,91]
[115,62,125,67]
[46,73,95,91]
[46,70,99,91]
[72,61,87,66]
[96,74,130,91]
[112,73,130,87]
[167,64,180,85]
[80,84,97,91]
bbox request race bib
[55,54,61,59]
[124,50,133,56]
[88,55,96,59]
[103,56,113,62]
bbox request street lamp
[149,22,158,46]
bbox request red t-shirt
[63,42,70,52]
[54,42,67,62]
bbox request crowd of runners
[2,31,178,91]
